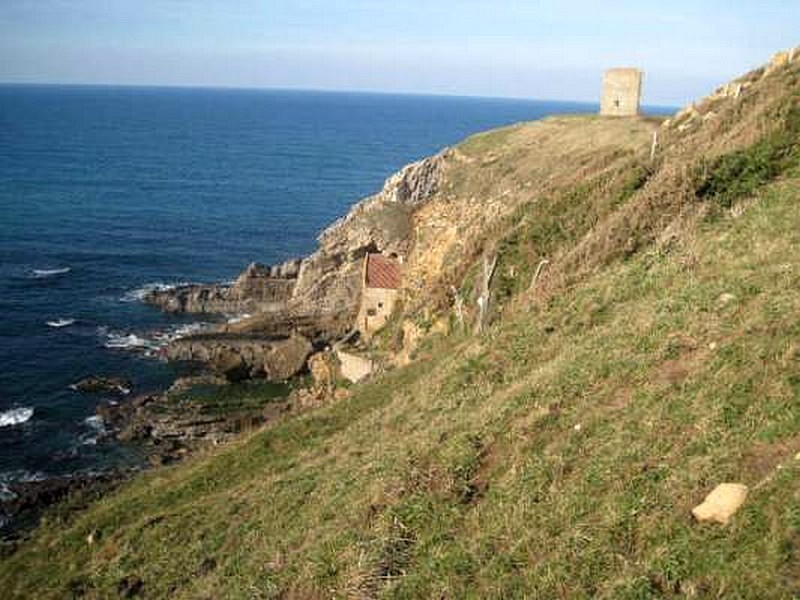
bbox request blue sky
[1,1,797,105]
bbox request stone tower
[600,68,643,117]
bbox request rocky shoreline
[140,153,445,380]
[0,470,134,545]
[1,152,445,543]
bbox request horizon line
[0,80,681,111]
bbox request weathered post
[475,254,498,334]
[650,130,659,163]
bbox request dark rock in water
[72,376,132,394]
[97,378,292,463]
[96,395,156,440]
[165,333,313,382]
[0,470,131,538]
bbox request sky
[0,1,797,105]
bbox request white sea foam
[120,281,190,303]
[0,470,47,501]
[102,321,211,358]
[104,333,156,351]
[32,267,71,278]
[46,318,76,328]
[84,415,105,431]
[0,407,34,428]
[226,313,252,324]
[81,415,107,446]
[0,483,15,502]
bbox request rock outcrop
[145,261,298,314]
[71,376,132,394]
[96,390,285,464]
[165,333,312,382]
[144,153,446,377]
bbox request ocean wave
[81,415,107,446]
[226,313,252,324]
[31,267,71,278]
[0,470,47,501]
[120,281,189,303]
[104,332,158,351]
[0,407,34,428]
[101,322,211,357]
[46,318,76,328]
[84,415,105,431]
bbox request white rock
[692,483,748,525]
[718,293,736,306]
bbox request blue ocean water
[0,85,603,481]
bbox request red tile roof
[365,254,401,290]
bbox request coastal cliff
[3,48,800,598]
[143,153,446,376]
[145,116,663,379]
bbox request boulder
[308,351,339,390]
[692,483,748,525]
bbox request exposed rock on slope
[145,153,447,368]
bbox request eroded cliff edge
[145,117,660,378]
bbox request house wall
[600,69,642,117]
[336,349,374,383]
[356,287,398,338]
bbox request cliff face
[141,153,443,369]
[146,120,659,373]
[143,152,445,377]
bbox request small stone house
[357,253,401,337]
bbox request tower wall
[601,69,643,117]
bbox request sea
[0,84,668,490]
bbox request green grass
[2,171,799,598]
[696,100,800,208]
[174,380,294,417]
[490,161,649,315]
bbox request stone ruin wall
[601,68,643,117]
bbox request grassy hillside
[2,56,799,598]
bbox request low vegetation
[696,101,800,208]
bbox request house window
[378,302,384,309]
[367,308,377,317]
